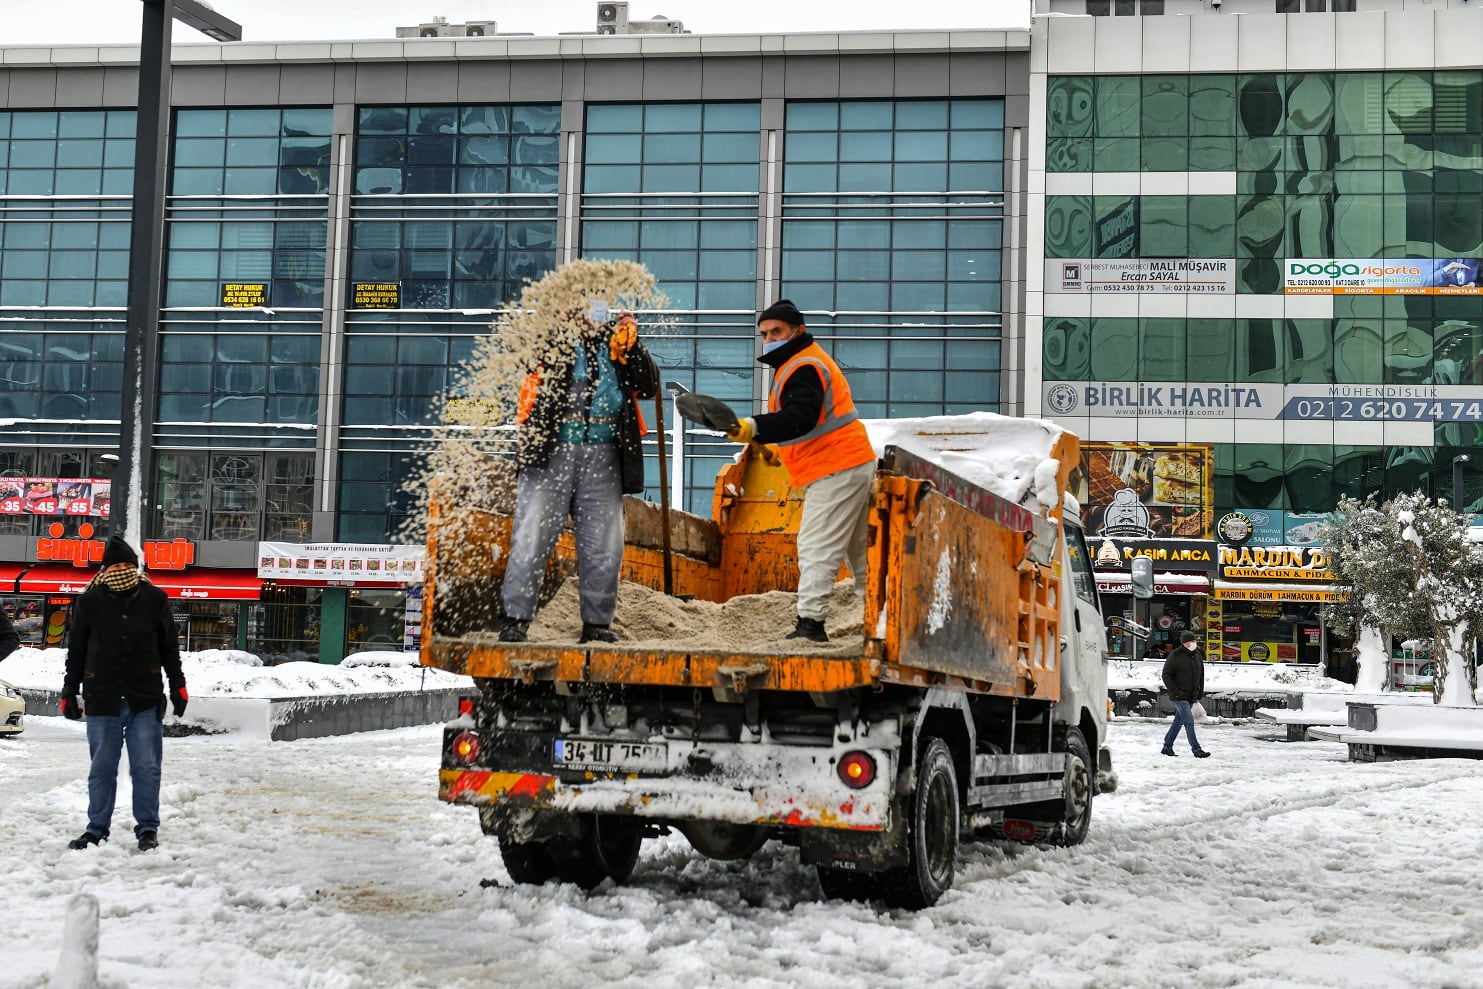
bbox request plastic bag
[1191,701,1207,721]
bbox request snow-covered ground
[4,712,1483,988]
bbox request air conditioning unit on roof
[463,20,496,36]
[596,1,629,31]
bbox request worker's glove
[608,315,638,364]
[171,685,189,717]
[727,417,755,445]
[756,443,782,467]
[61,691,82,721]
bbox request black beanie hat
[757,299,805,327]
[100,535,139,570]
[1179,630,1200,645]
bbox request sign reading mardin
[222,283,268,307]
[353,282,401,309]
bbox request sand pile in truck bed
[481,579,866,656]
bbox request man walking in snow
[0,607,18,661]
[1161,630,1210,758]
[498,304,658,645]
[721,300,878,644]
[61,536,188,852]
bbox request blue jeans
[502,442,624,625]
[1163,700,1203,753]
[84,699,163,839]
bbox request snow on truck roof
[864,412,1070,516]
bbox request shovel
[674,392,781,467]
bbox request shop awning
[1096,573,1209,596]
[0,563,27,594]
[150,569,263,601]
[14,565,263,600]
[1210,580,1346,602]
[16,565,97,595]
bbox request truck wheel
[550,815,643,890]
[816,866,880,902]
[880,736,959,910]
[1053,728,1094,847]
[498,839,557,886]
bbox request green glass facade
[1044,71,1483,513]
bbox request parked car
[0,678,24,736]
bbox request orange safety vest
[768,342,876,487]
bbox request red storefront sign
[32,522,197,571]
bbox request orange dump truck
[423,413,1114,908]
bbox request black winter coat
[0,609,18,661]
[516,337,659,495]
[1161,647,1205,703]
[63,580,184,718]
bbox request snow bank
[865,412,1067,513]
[1108,659,1353,693]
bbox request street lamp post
[1453,453,1471,517]
[113,0,242,546]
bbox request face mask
[586,300,611,326]
[762,336,791,355]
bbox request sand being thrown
[508,579,867,655]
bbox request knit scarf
[101,568,141,593]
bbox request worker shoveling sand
[462,578,866,656]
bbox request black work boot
[579,623,619,644]
[786,616,829,643]
[498,618,529,643]
[137,831,159,851]
[68,831,104,850]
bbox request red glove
[171,685,188,717]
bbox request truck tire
[549,815,643,890]
[1053,727,1094,847]
[880,736,959,910]
[499,839,557,886]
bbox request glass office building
[1030,6,1483,670]
[0,29,1026,661]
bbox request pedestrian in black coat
[1161,630,1210,758]
[61,536,187,852]
[0,608,18,661]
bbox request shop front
[256,542,425,665]
[1209,545,1349,673]
[1089,538,1216,660]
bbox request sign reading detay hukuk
[1046,259,1235,294]
[353,282,401,309]
[222,282,268,307]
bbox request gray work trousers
[795,460,874,621]
[501,442,624,626]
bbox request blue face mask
[762,335,791,356]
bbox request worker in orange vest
[499,303,658,644]
[726,300,878,643]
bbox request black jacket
[516,336,659,495]
[63,579,184,718]
[0,609,18,662]
[1161,646,1205,703]
[752,332,826,444]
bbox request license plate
[553,738,669,774]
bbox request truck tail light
[451,731,481,766]
[837,751,876,789]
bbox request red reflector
[451,731,481,767]
[837,751,877,789]
[1002,819,1036,841]
[458,697,474,718]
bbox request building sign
[1094,198,1139,259]
[404,583,423,651]
[353,282,401,309]
[1285,258,1483,295]
[221,282,268,307]
[1217,510,1328,547]
[1217,545,1332,582]
[1042,381,1483,423]
[1071,442,1213,540]
[33,522,196,570]
[1212,585,1347,603]
[1047,258,1235,294]
[1088,537,1217,573]
[0,477,111,517]
[257,542,425,584]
